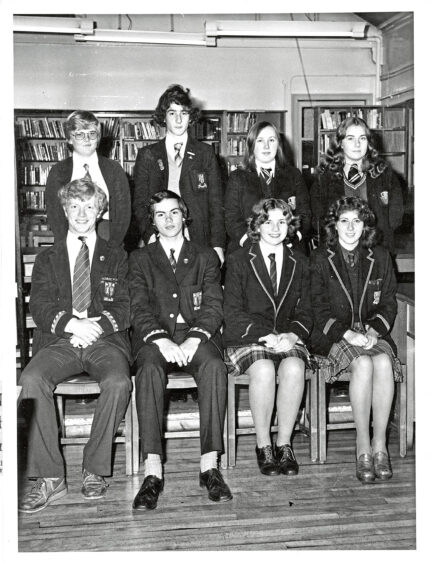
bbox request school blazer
[309,166,404,252]
[222,243,313,347]
[133,137,225,249]
[225,166,311,253]
[45,155,131,246]
[309,244,397,356]
[128,239,224,359]
[29,236,132,361]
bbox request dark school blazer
[223,242,313,347]
[225,165,311,254]
[128,239,224,360]
[309,166,404,252]
[309,244,397,356]
[45,155,131,247]
[133,136,225,249]
[29,236,132,362]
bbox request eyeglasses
[71,130,99,141]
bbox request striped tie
[169,248,177,272]
[83,163,92,181]
[260,168,272,185]
[174,143,183,167]
[347,164,361,185]
[268,253,277,297]
[72,236,91,312]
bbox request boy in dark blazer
[128,191,231,510]
[19,179,132,513]
[133,84,225,264]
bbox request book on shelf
[123,120,165,140]
[20,141,70,162]
[21,163,53,185]
[227,112,257,133]
[100,117,120,138]
[16,118,66,139]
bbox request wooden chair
[317,293,414,462]
[226,368,319,468]
[130,372,228,474]
[54,373,135,475]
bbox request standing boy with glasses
[45,110,131,247]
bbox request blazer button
[172,293,178,298]
[169,313,175,318]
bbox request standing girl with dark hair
[310,116,404,253]
[310,196,402,483]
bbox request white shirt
[72,152,109,219]
[67,230,97,318]
[259,239,283,291]
[256,160,276,178]
[165,132,188,161]
[159,236,186,324]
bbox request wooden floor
[17,426,416,551]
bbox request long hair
[58,178,107,215]
[148,190,192,231]
[244,121,287,171]
[318,116,387,179]
[153,84,200,126]
[324,196,379,249]
[247,198,298,243]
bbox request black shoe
[169,390,188,402]
[274,444,299,475]
[199,468,233,502]
[191,389,199,402]
[132,475,164,510]
[255,445,280,476]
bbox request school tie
[347,164,361,185]
[347,252,356,268]
[268,253,277,297]
[260,167,272,185]
[169,248,177,272]
[83,163,92,181]
[174,143,183,167]
[72,236,91,312]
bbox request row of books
[319,134,334,154]
[123,141,153,161]
[123,121,165,140]
[20,141,70,162]
[227,112,257,133]
[226,136,247,156]
[21,164,53,186]
[190,120,220,140]
[99,117,121,138]
[320,108,366,130]
[21,191,46,211]
[16,118,66,139]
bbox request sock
[200,451,218,473]
[144,454,162,479]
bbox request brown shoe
[373,451,393,480]
[356,453,375,483]
[81,469,108,499]
[19,478,67,513]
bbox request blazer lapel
[89,237,109,304]
[276,246,296,313]
[50,240,72,304]
[149,239,177,282]
[174,240,195,286]
[249,243,276,308]
[327,247,354,313]
[358,248,375,319]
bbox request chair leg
[399,370,407,458]
[227,373,236,468]
[124,395,133,475]
[220,411,227,470]
[131,378,140,474]
[317,369,327,463]
[55,394,66,438]
[406,340,415,451]
[309,373,319,463]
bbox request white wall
[14,37,377,135]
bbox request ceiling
[354,12,402,27]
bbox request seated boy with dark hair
[19,178,132,513]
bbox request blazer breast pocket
[192,171,208,192]
[99,276,119,302]
[368,278,383,305]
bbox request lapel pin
[158,159,164,171]
[184,258,189,264]
[100,256,105,261]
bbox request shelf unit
[299,104,410,189]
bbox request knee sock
[200,451,218,473]
[144,453,162,479]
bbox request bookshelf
[299,104,410,189]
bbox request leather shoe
[133,475,164,510]
[374,451,393,480]
[274,444,299,475]
[199,468,232,502]
[19,477,67,513]
[255,445,280,476]
[356,453,375,483]
[81,469,108,499]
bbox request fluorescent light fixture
[13,15,94,35]
[205,20,368,39]
[75,29,206,46]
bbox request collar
[259,239,284,260]
[67,229,97,247]
[165,132,188,155]
[73,151,99,167]
[256,160,276,176]
[158,235,184,259]
[339,241,360,262]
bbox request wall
[14,36,377,135]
